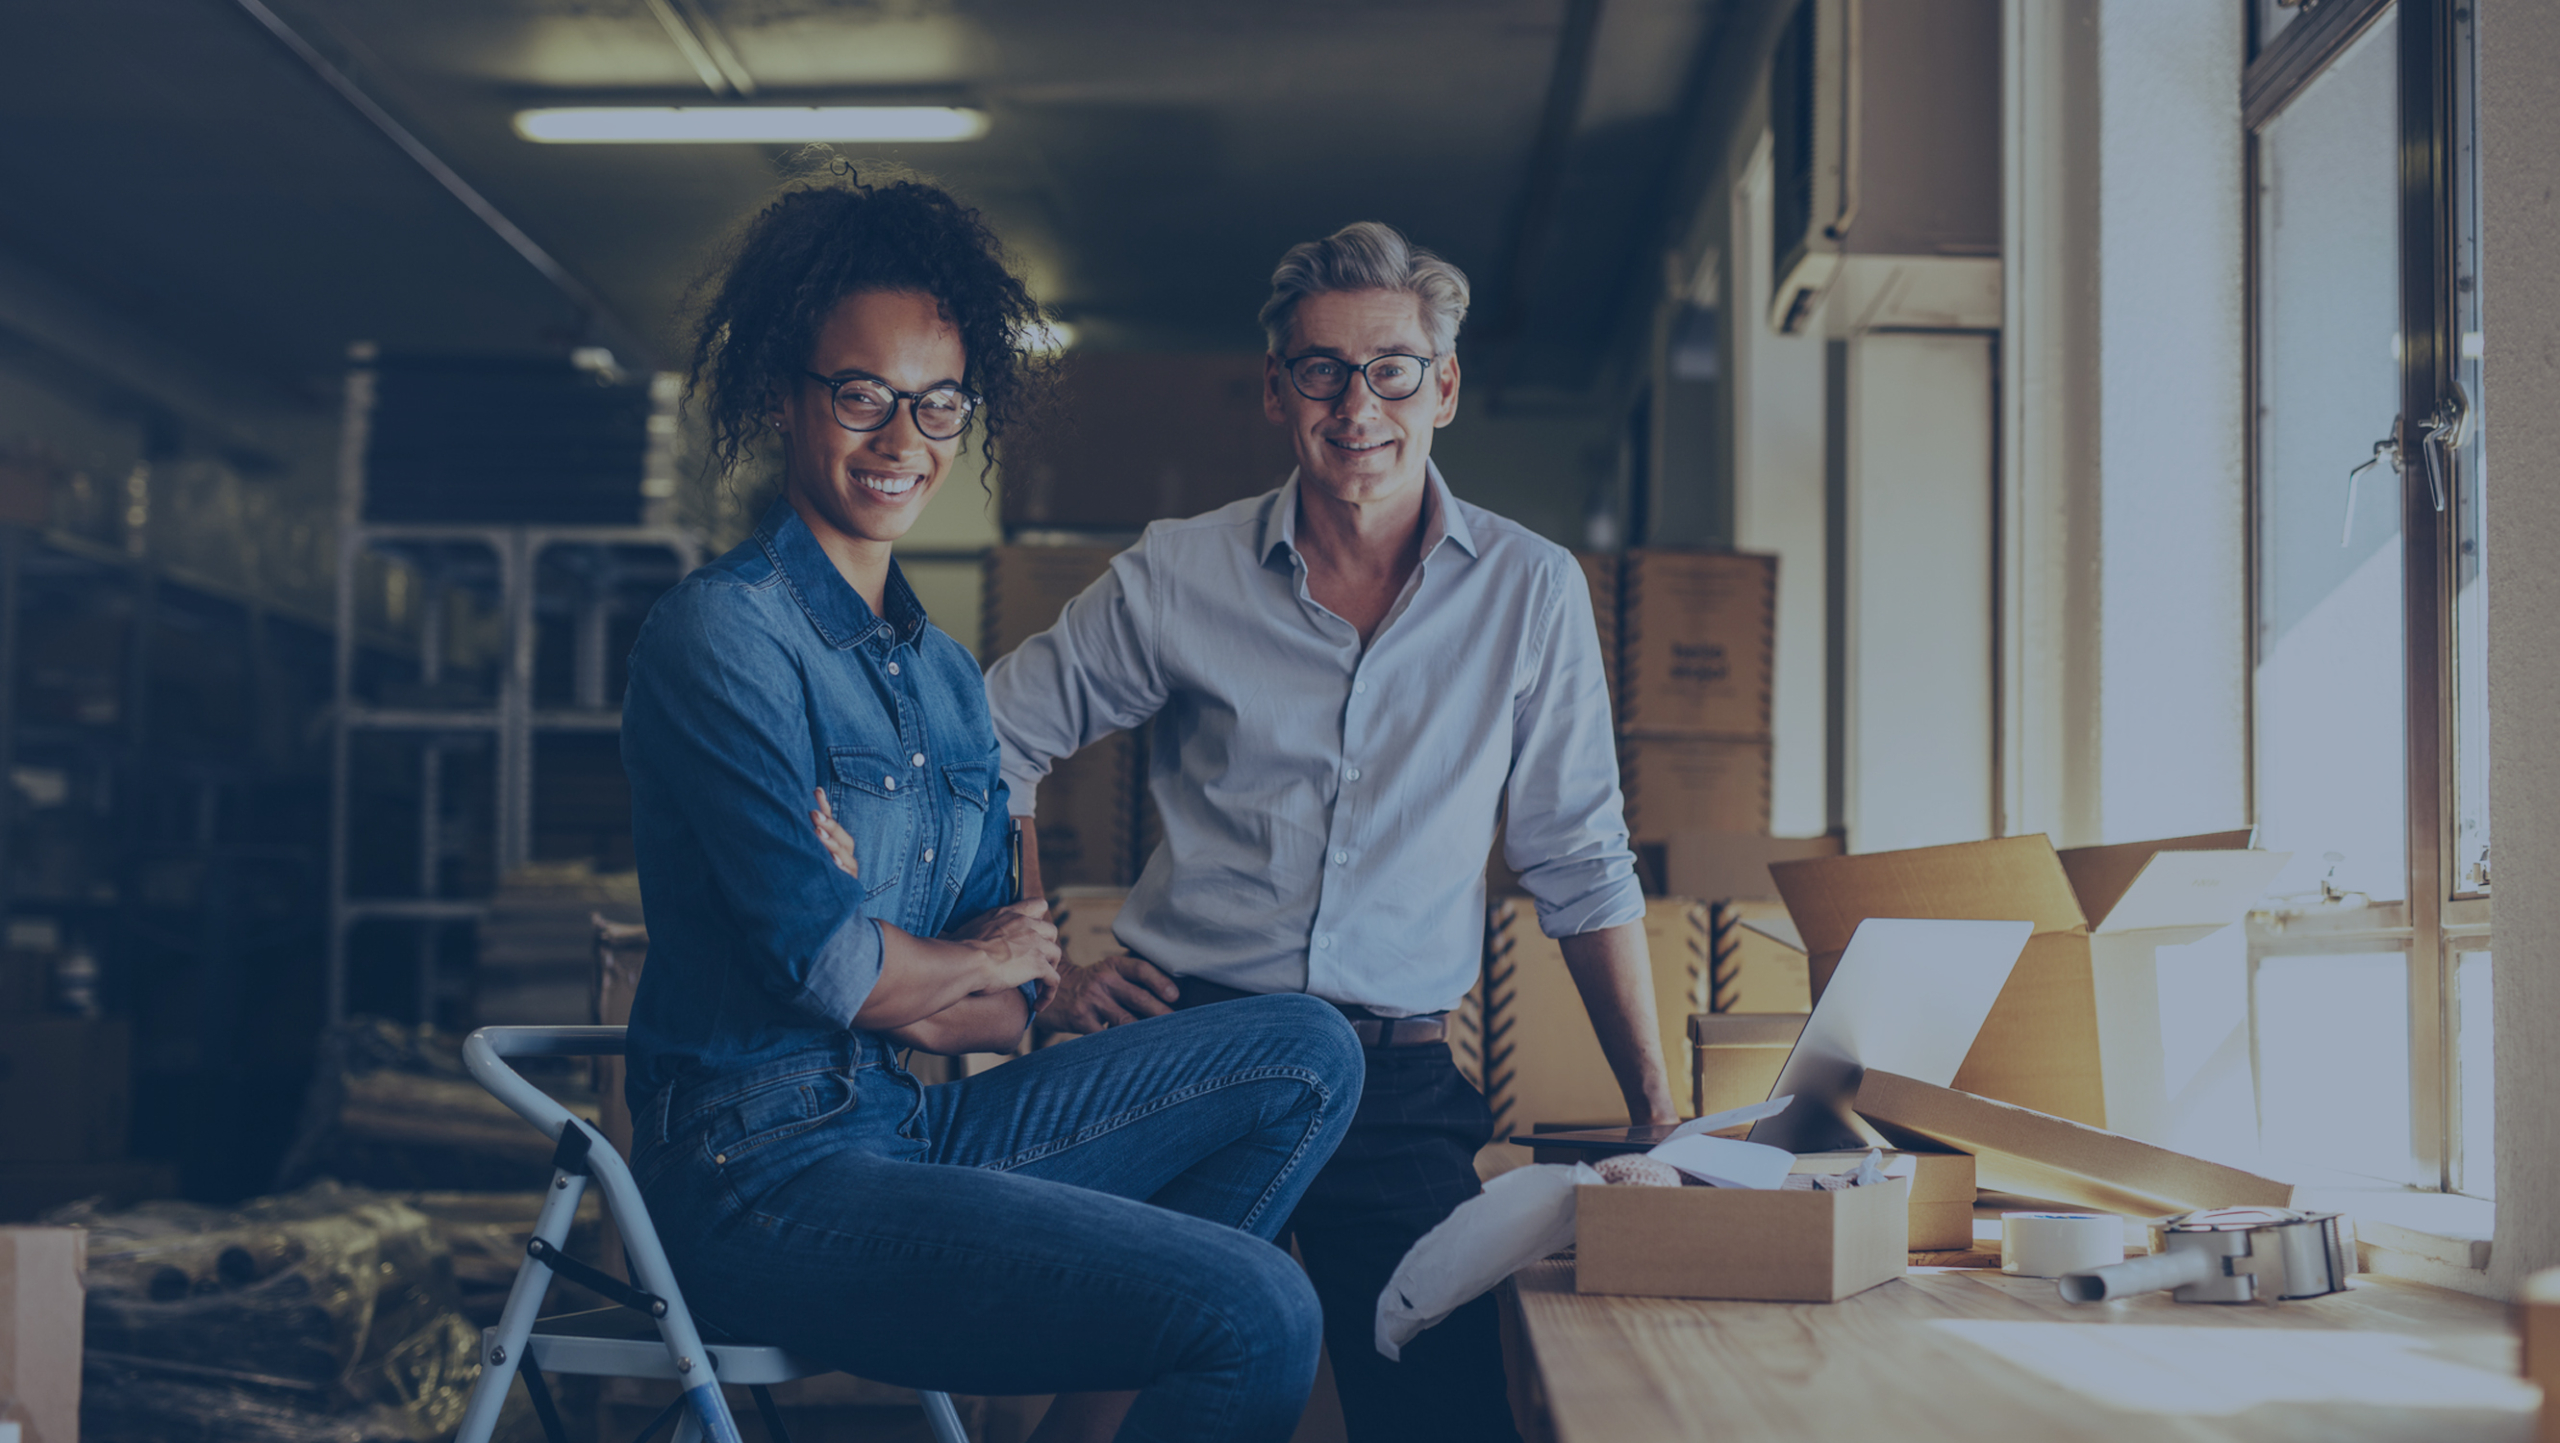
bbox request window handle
[2417,381,2473,515]
[2343,426,2401,548]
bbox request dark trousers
[1174,981,1522,1443]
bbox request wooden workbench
[1502,1260,2535,1442]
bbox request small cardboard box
[1688,1012,1805,1119]
[1576,1174,1910,1302]
[1856,1068,2296,1217]
[1618,736,1771,844]
[1,1225,87,1443]
[1769,830,2282,1131]
[0,1018,130,1163]
[1616,549,1776,739]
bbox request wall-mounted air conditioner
[1767,0,2001,337]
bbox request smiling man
[985,222,1674,1440]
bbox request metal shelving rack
[324,350,698,1024]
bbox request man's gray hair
[1258,221,1472,356]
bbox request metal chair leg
[453,1168,590,1443]
[920,1390,968,1443]
[519,1361,572,1443]
[748,1385,794,1443]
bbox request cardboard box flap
[1855,1069,2296,1217]
[1737,911,1805,952]
[2082,849,2292,938]
[1770,835,2088,967]
[2056,830,2262,931]
[1662,831,1844,904]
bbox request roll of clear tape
[2001,1212,2125,1278]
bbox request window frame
[2241,0,2485,1195]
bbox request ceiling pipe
[644,0,758,97]
[1481,0,1608,410]
[227,0,659,368]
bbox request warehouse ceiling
[2,0,1738,413]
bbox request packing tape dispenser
[2058,1207,2355,1305]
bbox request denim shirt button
[911,752,926,767]
[923,847,935,863]
[887,661,901,676]
[713,1152,727,1165]
[884,777,897,791]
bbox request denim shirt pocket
[828,747,912,898]
[941,762,995,898]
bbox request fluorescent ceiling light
[514,106,988,144]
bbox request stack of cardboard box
[1611,549,1777,851]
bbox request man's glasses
[1279,352,1437,403]
[803,370,978,441]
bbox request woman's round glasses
[1280,352,1437,403]
[803,370,978,441]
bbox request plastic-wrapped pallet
[56,1181,534,1442]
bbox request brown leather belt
[1172,976,1448,1048]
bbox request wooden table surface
[1503,1261,2536,1442]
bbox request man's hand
[1039,951,1180,1032]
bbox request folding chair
[451,1025,968,1443]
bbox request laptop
[1512,916,2033,1157]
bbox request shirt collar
[756,496,927,650]
[1259,460,1478,565]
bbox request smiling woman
[617,167,1365,1443]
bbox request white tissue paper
[1375,1162,1602,1361]
[1374,1096,1813,1359]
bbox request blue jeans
[634,995,1364,1442]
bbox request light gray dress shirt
[984,464,1643,1018]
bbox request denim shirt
[621,499,1015,1108]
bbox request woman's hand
[810,788,859,878]
[949,899,1063,996]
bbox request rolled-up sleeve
[1502,557,1646,938]
[623,586,883,1025]
[984,538,1171,820]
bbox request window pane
[2254,11,2405,905]
[2451,3,2490,894]
[2454,949,2494,1197]
[2253,951,2414,1183]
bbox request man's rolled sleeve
[1502,556,1647,939]
[623,586,885,1026]
[986,538,1171,820]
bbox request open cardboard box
[1769,830,2287,1135]
[1577,1169,1911,1303]
[1855,1068,2296,1216]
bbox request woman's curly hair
[688,163,1047,476]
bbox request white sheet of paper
[1663,1094,1796,1143]
[1647,1133,1796,1189]
[1747,916,2034,1153]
